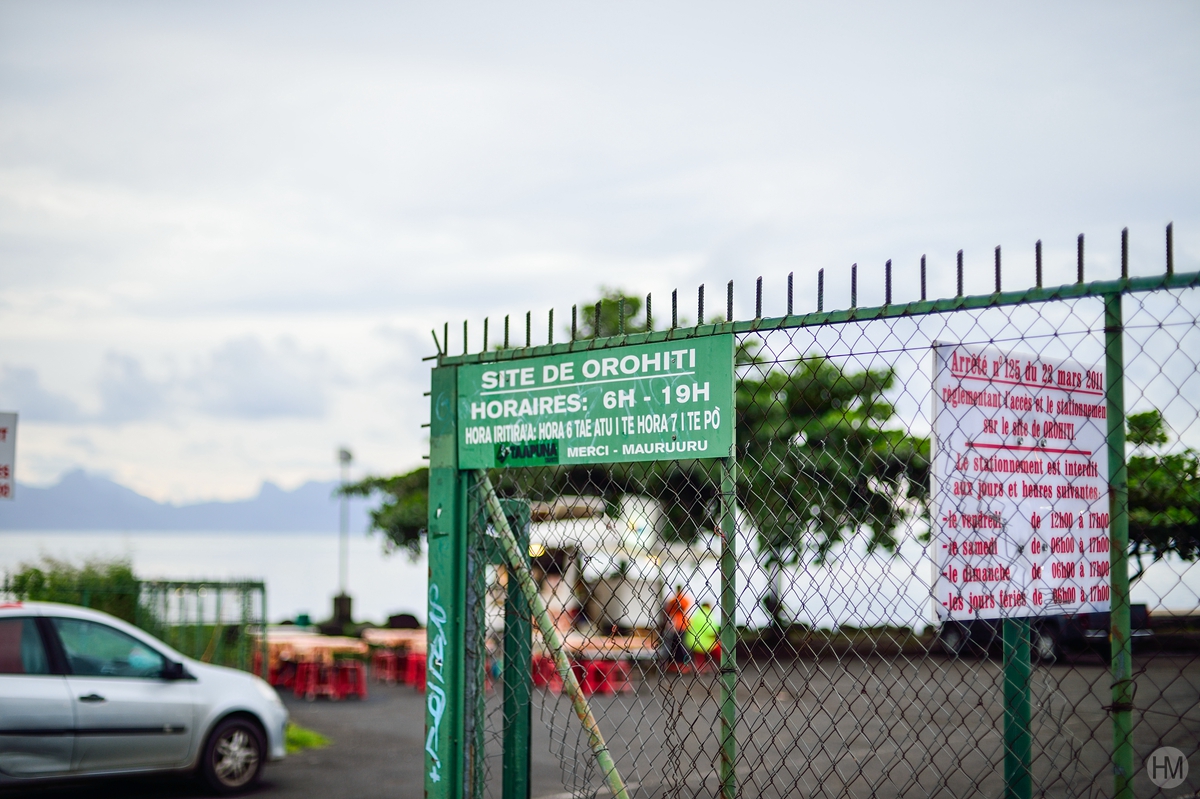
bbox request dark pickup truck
[939,605,1153,661]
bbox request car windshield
[52,617,166,679]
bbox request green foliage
[340,467,429,557]
[575,287,653,338]
[4,557,140,624]
[362,289,932,562]
[735,346,929,564]
[285,722,331,754]
[1127,409,1200,579]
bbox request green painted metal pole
[477,471,631,799]
[427,365,467,799]
[1105,293,1134,798]
[719,455,738,799]
[501,500,532,799]
[467,486,487,799]
[1002,617,1031,799]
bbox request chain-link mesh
[458,281,1199,798]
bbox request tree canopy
[339,467,429,558]
[734,344,929,564]
[1126,409,1200,580]
[343,321,930,564]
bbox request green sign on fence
[457,335,735,467]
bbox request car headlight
[254,676,284,708]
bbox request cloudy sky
[1,1,1197,502]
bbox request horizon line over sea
[0,530,428,625]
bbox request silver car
[0,601,287,794]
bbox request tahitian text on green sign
[457,335,735,468]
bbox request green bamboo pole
[1105,293,1134,798]
[477,471,630,799]
[718,455,738,799]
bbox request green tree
[350,319,928,563]
[1127,409,1200,580]
[734,343,929,564]
[574,288,652,338]
[339,467,429,557]
[4,557,141,624]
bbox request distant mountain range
[0,469,376,532]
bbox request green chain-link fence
[426,226,1200,799]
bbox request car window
[0,617,50,675]
[51,618,166,679]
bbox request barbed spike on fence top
[850,263,857,308]
[727,280,733,322]
[671,289,678,329]
[548,308,554,345]
[571,305,577,341]
[817,268,824,312]
[1121,229,1129,280]
[787,271,794,316]
[1167,222,1174,275]
[957,250,964,297]
[462,320,468,355]
[645,292,652,331]
[920,255,927,301]
[525,311,531,348]
[755,276,762,319]
[885,260,892,306]
[503,314,510,349]
[594,302,601,338]
[698,283,705,324]
[482,317,488,352]
[995,246,1002,293]
[1077,233,1085,284]
[1035,240,1043,288]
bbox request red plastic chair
[404,653,427,692]
[334,661,368,700]
[294,661,333,701]
[372,650,401,684]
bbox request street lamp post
[336,447,353,627]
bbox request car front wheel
[201,717,265,794]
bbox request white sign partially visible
[0,412,16,501]
[931,343,1111,621]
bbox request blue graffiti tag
[425,584,449,783]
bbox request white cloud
[0,1,1197,499]
[0,365,81,422]
[189,337,331,420]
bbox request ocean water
[0,531,428,625]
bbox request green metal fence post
[719,455,738,799]
[501,500,532,799]
[1105,292,1134,798]
[427,364,468,799]
[1002,617,1031,799]
[466,485,486,799]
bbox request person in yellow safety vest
[685,601,719,657]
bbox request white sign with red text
[0,412,15,501]
[932,343,1110,621]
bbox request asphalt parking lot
[2,653,1197,798]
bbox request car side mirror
[162,660,188,681]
